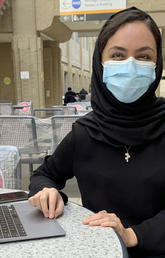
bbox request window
[83,37,86,49]
[64,71,68,92]
[75,32,79,43]
[79,75,81,88]
[82,37,88,50]
[86,37,88,50]
[72,32,79,43]
[72,73,75,89]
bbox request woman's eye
[137,54,151,61]
[111,52,125,60]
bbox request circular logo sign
[74,104,83,110]
[19,101,30,113]
[3,77,11,85]
[72,0,81,9]
[0,169,4,188]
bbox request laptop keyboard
[0,205,27,238]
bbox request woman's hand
[28,187,64,219]
[82,210,138,247]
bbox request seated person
[78,88,88,101]
[64,87,76,105]
[28,7,165,258]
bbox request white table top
[0,189,128,258]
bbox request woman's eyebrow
[108,46,155,53]
[108,46,127,52]
[136,46,155,53]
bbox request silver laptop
[0,201,65,243]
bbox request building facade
[0,0,164,107]
[60,33,95,95]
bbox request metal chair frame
[14,100,33,116]
[0,145,21,189]
[32,107,64,118]
[51,115,81,153]
[0,102,13,115]
[52,106,77,115]
[0,116,49,174]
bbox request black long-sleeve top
[29,123,165,257]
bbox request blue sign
[72,0,81,9]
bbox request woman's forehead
[105,21,156,49]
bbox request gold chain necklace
[124,145,131,162]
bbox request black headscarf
[77,7,165,147]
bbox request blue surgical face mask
[103,57,156,103]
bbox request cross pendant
[125,151,131,162]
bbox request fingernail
[54,212,58,218]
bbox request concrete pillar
[80,38,83,90]
[43,41,62,106]
[52,42,62,105]
[68,39,72,89]
[11,0,45,108]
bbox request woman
[28,7,165,257]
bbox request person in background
[78,88,88,101]
[64,87,76,105]
[28,7,165,258]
